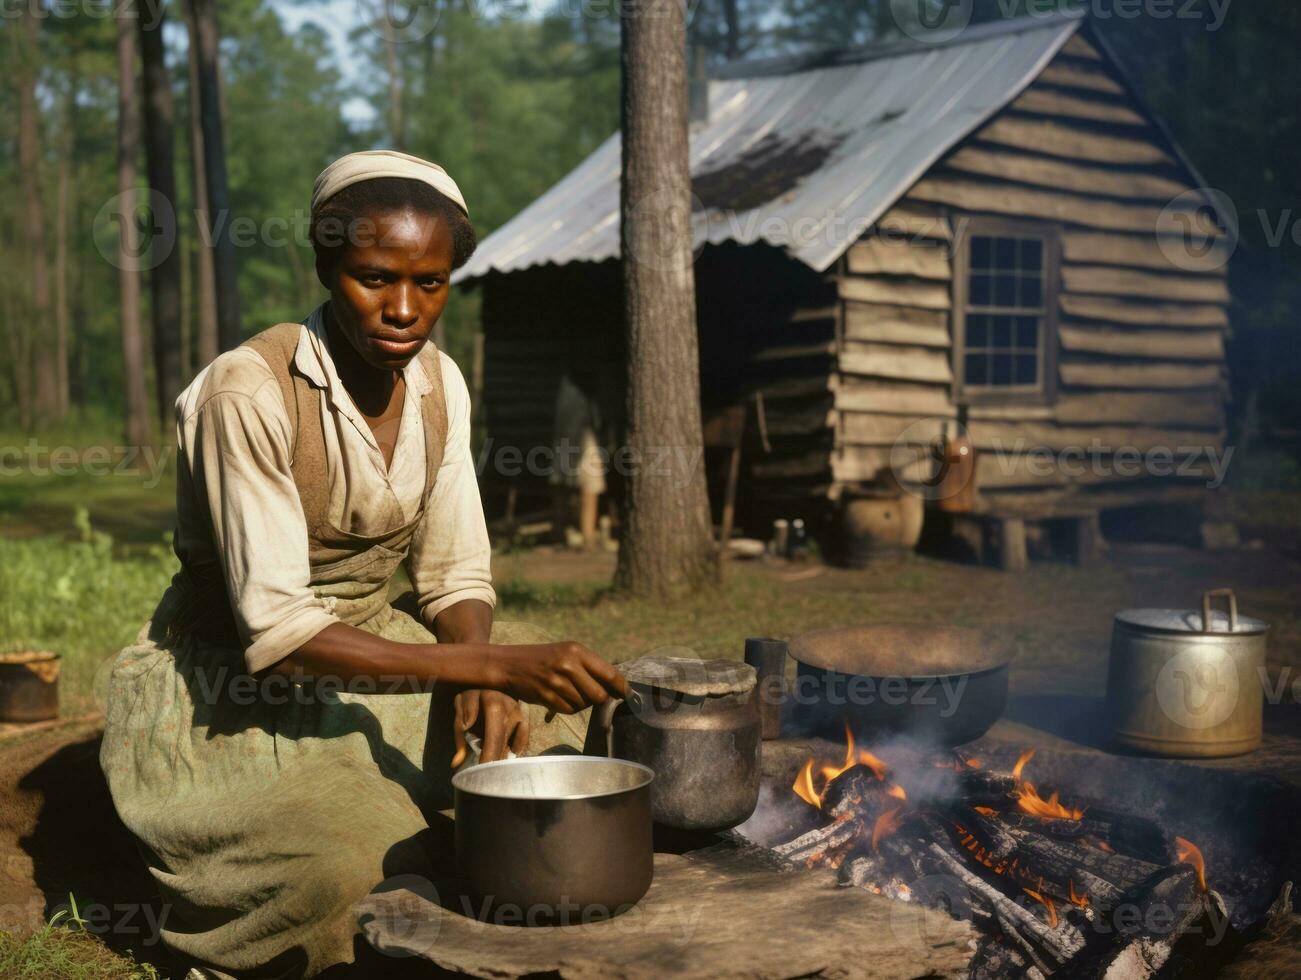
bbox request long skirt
[99,586,586,978]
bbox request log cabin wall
[831,32,1231,516]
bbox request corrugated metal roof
[456,14,1083,282]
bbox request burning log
[772,815,864,866]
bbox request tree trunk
[55,75,75,418]
[614,0,718,598]
[186,2,219,370]
[189,0,241,352]
[723,0,740,60]
[16,2,60,426]
[118,0,153,449]
[383,17,405,150]
[139,0,184,425]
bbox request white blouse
[172,307,496,673]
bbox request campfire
[769,727,1231,978]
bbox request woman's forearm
[265,621,505,691]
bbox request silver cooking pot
[1107,589,1269,758]
[452,756,654,925]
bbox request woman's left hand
[451,689,529,767]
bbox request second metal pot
[1107,589,1268,758]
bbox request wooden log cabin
[455,13,1233,555]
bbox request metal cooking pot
[788,625,1010,745]
[1107,589,1268,758]
[452,757,654,925]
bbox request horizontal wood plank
[968,420,1226,453]
[1061,264,1231,304]
[1055,391,1224,428]
[846,238,950,279]
[949,145,1190,201]
[1062,230,1233,274]
[843,302,951,348]
[840,344,954,384]
[838,275,951,310]
[839,413,946,446]
[1011,87,1148,127]
[1061,35,1102,61]
[974,116,1174,166]
[834,381,956,417]
[1036,61,1126,96]
[1058,324,1224,361]
[1060,293,1230,329]
[1058,360,1224,389]
[874,201,952,242]
[908,177,1204,234]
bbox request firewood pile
[771,740,1242,979]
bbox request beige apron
[100,322,585,979]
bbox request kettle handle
[583,687,642,758]
[1201,588,1238,633]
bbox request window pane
[995,274,1016,307]
[1015,317,1038,349]
[993,316,1012,349]
[972,236,993,269]
[995,238,1016,269]
[965,353,988,386]
[991,354,1012,386]
[1015,354,1037,385]
[967,314,990,347]
[970,274,991,306]
[1021,275,1043,308]
[1020,238,1043,272]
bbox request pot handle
[1201,588,1238,633]
[582,687,642,758]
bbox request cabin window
[955,223,1058,402]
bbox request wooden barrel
[0,651,60,723]
[841,496,922,567]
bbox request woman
[100,151,626,978]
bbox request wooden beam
[1061,265,1230,304]
[1036,61,1126,96]
[751,341,836,363]
[846,238,950,279]
[1061,35,1102,60]
[1060,293,1229,329]
[840,343,953,384]
[1058,324,1224,361]
[967,420,1226,453]
[1062,230,1233,273]
[1055,390,1224,428]
[974,116,1174,166]
[1010,87,1148,127]
[874,201,952,242]
[908,178,1204,235]
[838,275,951,310]
[843,302,951,348]
[948,146,1190,202]
[834,380,955,417]
[1058,360,1224,389]
[839,412,946,446]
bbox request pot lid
[1115,608,1270,635]
[619,654,756,696]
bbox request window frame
[952,216,1061,406]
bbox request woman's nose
[383,283,419,327]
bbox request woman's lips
[370,335,423,357]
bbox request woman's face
[324,207,455,371]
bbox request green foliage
[0,512,177,716]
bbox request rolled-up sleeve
[184,373,338,672]
[408,353,496,631]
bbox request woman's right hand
[492,642,628,714]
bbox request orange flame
[1024,880,1059,929]
[1012,749,1086,821]
[974,806,997,817]
[1069,880,1090,909]
[887,784,907,801]
[1175,836,1208,893]
[965,757,982,769]
[872,807,905,851]
[794,759,822,808]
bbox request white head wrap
[311,150,468,217]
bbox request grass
[0,510,177,717]
[0,897,161,980]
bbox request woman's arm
[264,621,626,714]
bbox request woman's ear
[314,252,334,292]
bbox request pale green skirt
[100,586,586,978]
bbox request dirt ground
[0,538,1296,976]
